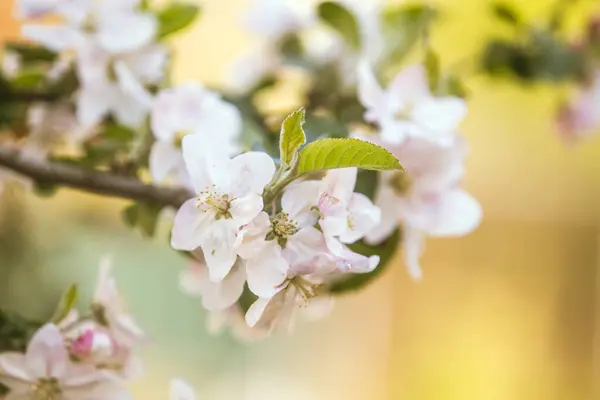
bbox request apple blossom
[0,324,131,400]
[366,136,481,280]
[357,61,467,145]
[171,134,275,282]
[150,83,242,184]
[170,379,196,400]
[555,72,600,143]
[244,0,316,39]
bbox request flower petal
[96,11,157,53]
[245,244,288,298]
[181,134,228,193]
[114,61,153,110]
[365,184,401,245]
[357,60,386,121]
[227,152,275,196]
[76,85,114,129]
[322,167,357,204]
[149,141,184,183]
[229,194,264,225]
[170,378,196,400]
[388,64,430,106]
[170,198,211,251]
[0,352,31,383]
[413,97,467,134]
[427,189,482,237]
[338,193,381,244]
[403,225,424,281]
[21,24,85,52]
[200,222,239,282]
[25,324,68,379]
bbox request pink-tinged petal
[170,379,196,400]
[229,194,264,225]
[200,222,239,282]
[0,352,31,383]
[301,295,334,321]
[285,226,326,265]
[56,0,92,25]
[21,24,85,52]
[427,189,482,237]
[151,83,208,141]
[338,193,381,244]
[324,235,379,273]
[281,181,321,221]
[413,97,467,134]
[235,212,271,259]
[114,61,153,110]
[179,261,206,297]
[323,167,357,204]
[149,141,183,183]
[357,60,386,120]
[111,93,150,129]
[403,226,424,281]
[245,290,291,330]
[96,11,157,54]
[120,44,168,84]
[365,184,401,245]
[86,382,134,400]
[25,324,68,379]
[181,134,229,193]
[379,120,414,146]
[180,260,245,310]
[113,314,146,345]
[245,244,288,298]
[190,96,242,152]
[171,198,211,251]
[388,64,430,105]
[245,297,271,328]
[62,362,104,387]
[227,152,275,196]
[75,43,110,87]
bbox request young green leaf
[297,138,403,174]
[492,3,521,26]
[318,2,361,50]
[279,108,306,166]
[424,47,440,93]
[156,3,201,39]
[50,284,78,324]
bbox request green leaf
[50,284,78,324]
[4,42,57,63]
[104,124,136,143]
[122,202,164,237]
[492,3,521,25]
[279,108,306,166]
[328,229,401,294]
[33,182,59,198]
[11,69,46,89]
[297,138,404,174]
[424,47,440,93]
[156,3,201,39]
[381,4,437,67]
[318,2,361,50]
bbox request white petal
[114,61,153,110]
[96,11,157,54]
[201,223,239,282]
[120,44,168,84]
[21,24,85,52]
[170,379,196,400]
[281,180,321,221]
[245,244,288,298]
[170,198,211,251]
[181,262,246,311]
[357,60,385,119]
[403,226,424,281]
[75,43,110,87]
[0,353,31,383]
[181,134,228,193]
[245,290,289,330]
[25,324,68,379]
[413,97,468,134]
[227,152,276,196]
[149,141,184,183]
[388,64,430,105]
[301,295,334,321]
[229,194,264,225]
[323,167,357,204]
[427,189,482,237]
[365,184,401,245]
[245,297,271,328]
[76,85,113,129]
[285,226,326,266]
[338,193,381,243]
[62,362,104,388]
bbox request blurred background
[2,0,600,399]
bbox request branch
[0,147,192,208]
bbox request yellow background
[2,0,600,399]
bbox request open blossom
[244,0,315,38]
[0,324,131,399]
[150,83,242,184]
[357,61,467,145]
[366,136,481,280]
[284,168,381,273]
[171,135,275,282]
[170,378,196,400]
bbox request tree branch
[0,147,192,208]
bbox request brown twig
[0,147,192,208]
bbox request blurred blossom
[226,41,281,95]
[358,62,467,145]
[170,379,196,400]
[0,324,131,399]
[25,102,81,159]
[150,83,242,185]
[555,72,600,143]
[366,136,481,279]
[244,0,316,39]
[1,51,21,78]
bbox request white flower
[179,255,246,312]
[171,135,276,282]
[0,324,131,400]
[16,0,91,24]
[1,51,21,78]
[150,83,242,184]
[25,102,80,160]
[366,136,481,280]
[206,306,271,342]
[282,168,381,273]
[92,256,146,348]
[357,62,467,145]
[170,379,196,400]
[225,43,280,95]
[244,0,316,39]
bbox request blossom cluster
[0,257,197,399]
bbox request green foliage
[10,68,46,90]
[328,229,401,294]
[297,138,404,174]
[33,182,59,198]
[492,2,522,26]
[50,284,78,324]
[4,42,57,63]
[0,309,43,353]
[122,202,164,238]
[424,47,440,93]
[317,2,361,50]
[156,2,201,39]
[354,169,379,201]
[381,4,437,68]
[105,124,136,143]
[279,108,306,167]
